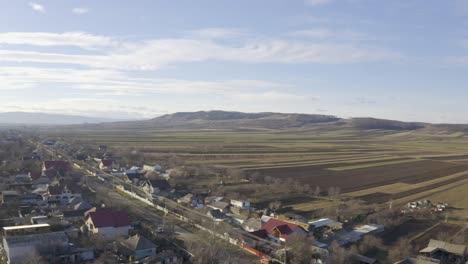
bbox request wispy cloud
[0,66,288,95]
[72,7,89,15]
[0,32,113,49]
[0,30,401,70]
[29,2,45,13]
[305,0,333,6]
[290,28,375,41]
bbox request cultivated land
[47,122,468,219]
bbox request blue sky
[1,0,468,122]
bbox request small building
[3,231,69,264]
[394,257,440,264]
[230,200,250,210]
[141,179,171,196]
[352,254,379,264]
[99,159,119,172]
[42,160,71,174]
[143,164,163,173]
[47,185,81,204]
[117,234,157,261]
[231,214,248,225]
[252,217,308,243]
[206,209,228,222]
[177,193,205,208]
[242,218,262,232]
[1,190,19,204]
[338,224,384,245]
[207,201,230,213]
[19,193,46,206]
[419,239,467,264]
[84,209,131,239]
[309,218,343,230]
[3,224,50,237]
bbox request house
[144,250,182,264]
[47,185,81,204]
[231,214,248,225]
[42,161,71,174]
[3,224,51,237]
[1,190,19,204]
[99,159,119,172]
[252,217,308,243]
[394,257,440,264]
[242,218,262,232]
[419,239,467,264]
[337,224,384,245]
[177,193,205,208]
[141,179,171,196]
[117,234,157,261]
[84,209,131,239]
[309,218,343,234]
[143,164,163,173]
[125,167,144,182]
[13,173,32,185]
[207,201,230,213]
[351,254,379,264]
[206,209,228,222]
[63,198,94,220]
[230,200,250,210]
[3,231,69,264]
[18,193,46,206]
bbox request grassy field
[47,127,468,217]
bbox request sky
[2,0,468,123]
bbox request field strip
[327,159,418,171]
[383,170,468,194]
[291,200,342,211]
[392,175,468,206]
[345,183,411,197]
[239,155,403,170]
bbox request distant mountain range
[0,112,118,125]
[70,110,436,131]
[6,110,468,132]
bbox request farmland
[46,125,468,218]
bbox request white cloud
[305,0,333,6]
[0,31,400,70]
[0,32,114,49]
[190,28,247,39]
[290,29,374,41]
[0,66,288,95]
[29,2,45,13]
[72,7,89,14]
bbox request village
[0,134,467,264]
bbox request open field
[46,127,468,216]
[412,223,465,250]
[380,219,438,246]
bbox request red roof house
[43,161,71,171]
[252,218,307,242]
[85,210,131,239]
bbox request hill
[78,110,342,130]
[0,112,117,125]
[72,110,439,131]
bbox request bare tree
[358,235,383,255]
[186,231,233,264]
[388,238,414,262]
[269,200,282,213]
[285,233,315,264]
[326,241,356,264]
[314,186,321,197]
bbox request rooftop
[87,209,130,228]
[4,231,68,246]
[3,223,50,231]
